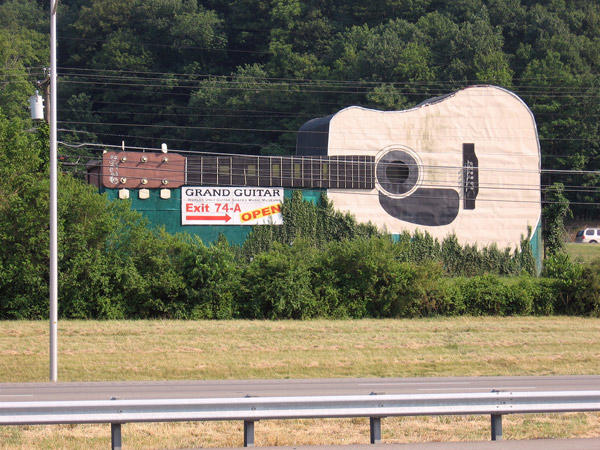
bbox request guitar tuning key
[140,156,148,163]
[161,179,169,185]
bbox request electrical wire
[58,78,600,99]
[57,120,600,145]
[56,66,600,89]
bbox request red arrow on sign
[186,214,231,222]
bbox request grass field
[566,242,600,263]
[1,318,599,448]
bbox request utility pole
[49,0,58,382]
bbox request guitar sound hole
[376,149,419,196]
[385,161,409,185]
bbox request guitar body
[298,85,541,250]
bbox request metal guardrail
[2,390,600,449]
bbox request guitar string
[62,159,597,196]
[57,156,596,195]
[60,153,597,200]
[57,144,597,178]
[56,150,550,182]
[66,167,595,206]
[60,156,552,190]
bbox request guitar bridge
[463,143,478,210]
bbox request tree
[542,182,571,257]
[0,0,47,118]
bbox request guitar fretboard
[186,154,375,189]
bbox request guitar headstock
[101,151,186,189]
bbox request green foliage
[542,183,571,256]
[315,237,410,318]
[243,192,535,277]
[542,253,600,316]
[241,191,379,257]
[0,1,47,118]
[239,240,321,319]
[6,1,600,320]
[182,237,241,320]
[457,274,511,316]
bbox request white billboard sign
[181,186,284,225]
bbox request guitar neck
[186,154,375,189]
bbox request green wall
[103,187,543,271]
[103,188,324,245]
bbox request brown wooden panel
[101,151,186,189]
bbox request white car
[575,228,600,243]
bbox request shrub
[459,274,510,315]
[542,253,588,315]
[315,237,415,318]
[184,237,241,320]
[239,240,321,319]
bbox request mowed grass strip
[1,317,599,448]
[1,317,599,381]
[566,242,600,263]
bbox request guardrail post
[111,423,122,450]
[491,414,502,441]
[244,420,255,447]
[370,417,381,444]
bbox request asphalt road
[0,375,598,401]
[229,439,600,450]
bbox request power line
[60,108,600,125]
[58,130,600,164]
[59,128,265,148]
[58,78,600,99]
[59,98,600,122]
[59,35,266,55]
[62,108,307,119]
[56,66,600,89]
[57,120,600,144]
